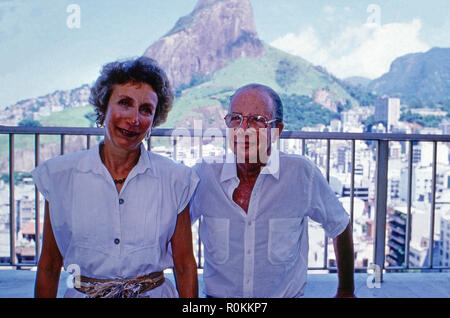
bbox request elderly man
[190,83,355,298]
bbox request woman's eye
[141,106,153,115]
[118,99,130,106]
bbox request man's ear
[271,122,284,143]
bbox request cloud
[323,5,335,15]
[270,19,430,79]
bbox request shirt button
[119,198,124,205]
[248,221,252,226]
[114,238,120,245]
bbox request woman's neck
[100,141,140,178]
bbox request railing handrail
[1,125,450,142]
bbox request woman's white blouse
[31,142,199,297]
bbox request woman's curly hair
[89,56,174,127]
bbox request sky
[1,0,449,108]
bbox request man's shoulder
[147,151,193,177]
[279,151,315,169]
[193,155,226,169]
[192,156,228,180]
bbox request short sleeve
[174,165,199,215]
[306,166,349,238]
[31,162,51,201]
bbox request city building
[374,96,401,132]
[439,210,450,267]
[388,205,442,268]
[439,119,450,135]
[387,208,407,267]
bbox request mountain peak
[368,47,450,103]
[193,0,224,12]
[143,0,264,89]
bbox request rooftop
[0,269,448,298]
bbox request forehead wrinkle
[113,84,157,106]
[230,88,275,118]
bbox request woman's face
[103,82,158,151]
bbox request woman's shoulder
[39,148,92,174]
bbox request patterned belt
[74,271,165,298]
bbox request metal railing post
[9,134,16,266]
[34,134,41,264]
[350,140,355,226]
[429,142,437,268]
[405,141,413,269]
[324,139,331,269]
[374,140,389,281]
[60,134,65,155]
[173,137,177,162]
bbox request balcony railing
[1,125,450,279]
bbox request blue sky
[1,0,449,108]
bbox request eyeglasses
[224,113,279,129]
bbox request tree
[281,94,340,130]
[18,119,41,127]
[275,59,300,89]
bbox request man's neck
[234,146,273,181]
[236,161,264,182]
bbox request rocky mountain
[367,47,450,104]
[0,84,91,126]
[143,0,264,89]
[3,0,354,129]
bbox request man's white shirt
[191,149,350,298]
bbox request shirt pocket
[200,216,230,265]
[268,217,303,265]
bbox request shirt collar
[261,148,280,180]
[220,148,280,182]
[77,142,155,178]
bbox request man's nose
[240,117,250,130]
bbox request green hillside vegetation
[0,106,95,157]
[400,110,446,128]
[282,94,341,130]
[161,43,357,128]
[39,105,94,127]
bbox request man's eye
[252,116,266,123]
[230,115,242,121]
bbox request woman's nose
[127,109,140,125]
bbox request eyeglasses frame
[224,113,280,129]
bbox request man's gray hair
[230,83,283,122]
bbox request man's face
[227,88,282,164]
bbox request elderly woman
[32,56,199,298]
